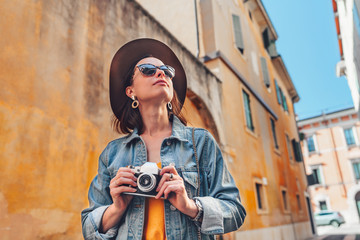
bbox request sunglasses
[136,64,175,79]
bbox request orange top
[142,162,166,240]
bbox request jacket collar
[123,116,189,144]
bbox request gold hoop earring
[131,96,139,109]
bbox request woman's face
[126,57,174,105]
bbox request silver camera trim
[137,173,157,192]
[124,162,164,198]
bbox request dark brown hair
[112,55,187,135]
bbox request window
[281,189,289,211]
[254,178,268,214]
[275,81,288,112]
[307,135,316,153]
[270,118,278,149]
[311,165,323,184]
[243,90,254,131]
[262,27,278,57]
[352,160,360,180]
[296,194,302,211]
[232,14,244,53]
[255,182,267,211]
[319,200,328,210]
[285,134,293,162]
[260,57,270,88]
[344,127,356,146]
[262,28,270,50]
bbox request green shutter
[279,88,285,109]
[243,91,254,131]
[353,162,360,180]
[232,14,244,52]
[292,139,304,162]
[275,80,281,104]
[260,57,270,87]
[282,92,288,112]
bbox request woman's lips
[154,80,169,87]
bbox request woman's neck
[139,104,172,137]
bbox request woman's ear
[125,86,134,99]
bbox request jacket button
[170,205,177,211]
[166,141,171,146]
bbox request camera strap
[192,127,200,197]
[192,128,202,240]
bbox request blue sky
[261,0,354,120]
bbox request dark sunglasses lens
[138,64,175,78]
[140,66,157,76]
[161,66,175,78]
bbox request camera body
[124,162,163,198]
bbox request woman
[81,38,246,240]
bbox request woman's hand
[100,167,137,233]
[109,167,137,211]
[155,165,198,218]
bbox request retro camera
[124,162,163,198]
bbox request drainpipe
[194,0,200,58]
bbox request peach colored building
[298,107,360,224]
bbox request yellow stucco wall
[0,1,117,239]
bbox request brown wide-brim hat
[109,38,187,120]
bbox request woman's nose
[156,69,166,78]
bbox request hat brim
[109,38,187,119]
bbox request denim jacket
[81,116,246,240]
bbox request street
[307,223,360,240]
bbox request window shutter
[282,93,288,112]
[307,174,316,186]
[243,90,254,131]
[260,57,270,87]
[262,27,278,57]
[262,28,270,49]
[279,88,284,107]
[268,41,278,57]
[232,14,244,52]
[292,139,304,162]
[275,80,281,104]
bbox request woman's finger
[155,180,182,199]
[110,186,137,196]
[156,173,180,192]
[160,165,178,175]
[116,167,135,175]
[110,177,137,188]
[163,184,182,199]
[110,170,137,184]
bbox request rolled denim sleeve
[195,130,246,235]
[81,146,118,240]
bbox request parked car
[314,210,345,227]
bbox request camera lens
[137,173,156,192]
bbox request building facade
[138,0,313,239]
[332,0,360,112]
[298,107,360,224]
[0,0,313,239]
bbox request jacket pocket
[181,171,199,198]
